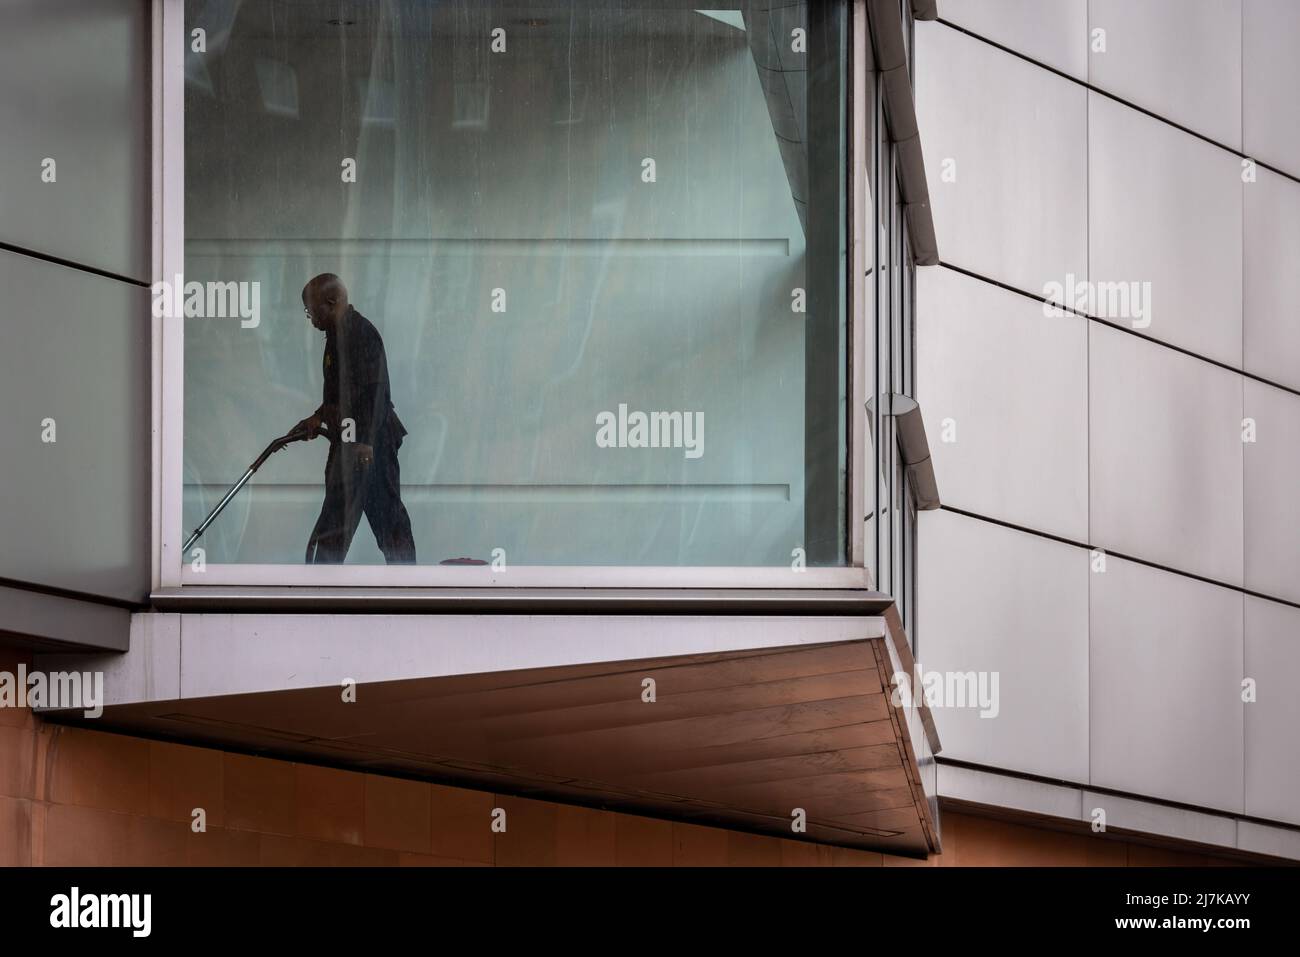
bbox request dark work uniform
[305,306,417,564]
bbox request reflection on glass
[182,0,847,566]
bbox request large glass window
[179,0,849,569]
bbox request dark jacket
[321,306,406,447]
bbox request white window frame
[151,0,870,592]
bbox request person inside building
[295,273,417,564]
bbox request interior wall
[182,4,811,567]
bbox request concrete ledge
[1083,790,1238,851]
[37,611,888,706]
[0,583,132,652]
[939,762,1083,820]
[1238,820,1300,862]
[937,761,1300,861]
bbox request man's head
[302,273,349,332]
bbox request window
[171,0,856,579]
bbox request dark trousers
[305,435,416,564]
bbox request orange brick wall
[0,650,1248,867]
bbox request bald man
[295,273,417,563]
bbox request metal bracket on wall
[866,0,939,265]
[911,0,939,21]
[866,393,941,510]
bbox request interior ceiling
[213,0,755,40]
[68,638,937,855]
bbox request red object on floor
[439,557,488,565]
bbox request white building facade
[915,0,1300,859]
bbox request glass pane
[180,0,848,568]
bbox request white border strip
[181,563,872,589]
[150,0,163,590]
[157,0,185,588]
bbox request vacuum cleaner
[181,422,321,553]
[183,423,485,565]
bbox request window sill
[150,584,892,615]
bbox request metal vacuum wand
[181,423,318,554]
